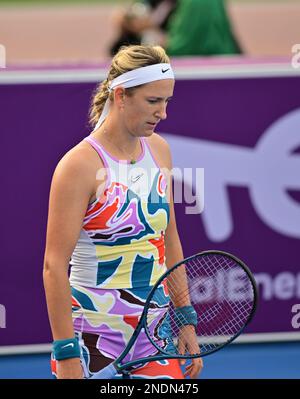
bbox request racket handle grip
[90,363,117,379]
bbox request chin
[143,131,154,138]
[144,128,155,136]
[136,130,153,138]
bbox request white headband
[94,63,174,130]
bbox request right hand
[178,325,203,379]
[56,357,84,379]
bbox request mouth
[147,122,158,128]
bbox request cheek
[127,102,149,124]
[124,109,143,131]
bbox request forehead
[137,79,175,97]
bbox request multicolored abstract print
[69,136,170,289]
[57,136,182,379]
[72,284,169,364]
[51,284,183,379]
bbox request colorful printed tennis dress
[51,135,184,379]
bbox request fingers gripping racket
[91,250,258,379]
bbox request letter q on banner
[291,304,300,329]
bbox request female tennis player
[43,44,203,379]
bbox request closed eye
[147,97,172,104]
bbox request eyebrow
[148,96,173,100]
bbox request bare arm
[118,1,174,34]
[43,146,98,378]
[150,134,203,378]
[156,137,190,307]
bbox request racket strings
[145,253,255,356]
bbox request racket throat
[121,369,132,379]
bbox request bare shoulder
[147,132,170,152]
[146,133,172,169]
[52,140,103,191]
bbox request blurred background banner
[0,58,299,347]
[0,0,300,64]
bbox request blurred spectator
[110,0,242,57]
[166,0,242,56]
[110,0,177,56]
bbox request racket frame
[108,250,258,373]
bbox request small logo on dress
[131,173,144,183]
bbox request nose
[156,103,167,120]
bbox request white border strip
[175,64,300,79]
[233,332,300,344]
[0,64,299,85]
[0,69,106,84]
[0,332,299,356]
[0,343,52,356]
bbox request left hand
[178,325,203,379]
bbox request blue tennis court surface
[0,342,299,379]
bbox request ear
[114,86,126,109]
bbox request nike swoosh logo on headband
[162,68,170,73]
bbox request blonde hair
[89,45,170,127]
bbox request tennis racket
[90,250,258,379]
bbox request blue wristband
[53,337,80,361]
[174,305,198,327]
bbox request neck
[103,120,138,151]
[93,117,141,162]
